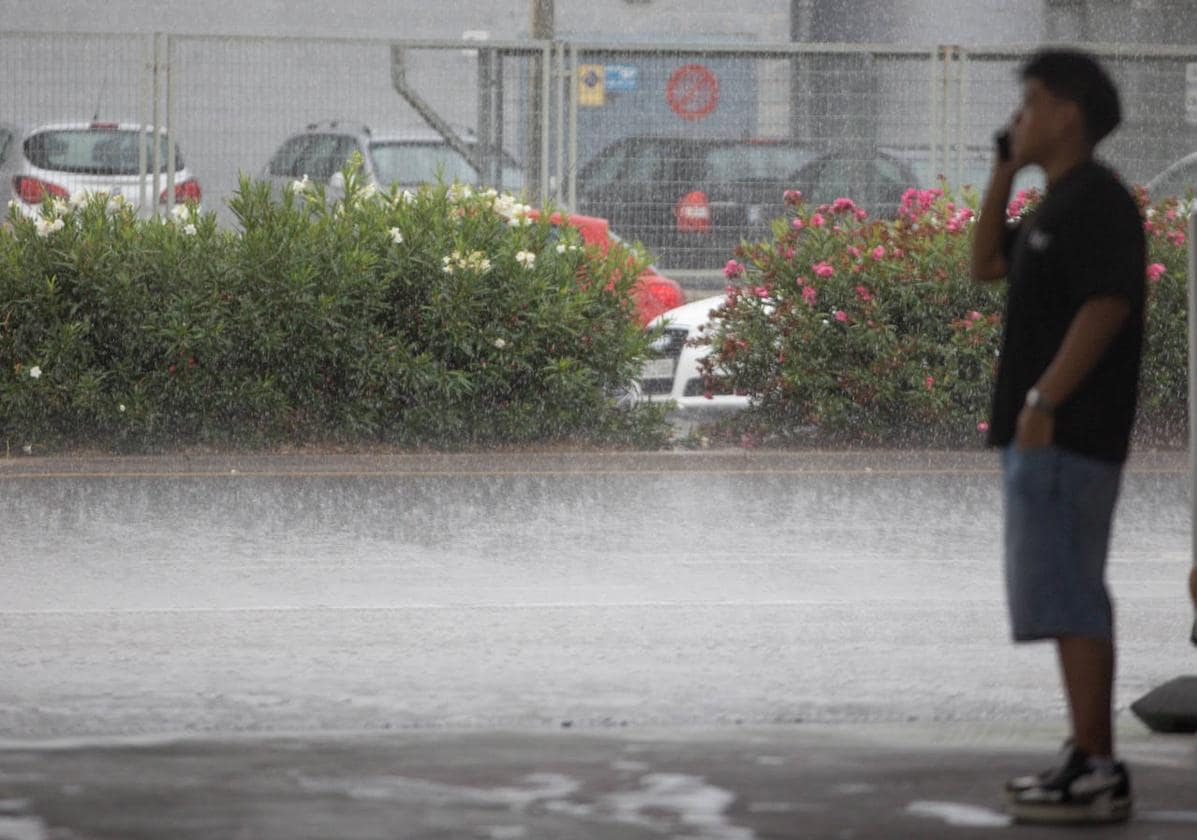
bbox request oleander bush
[0,160,670,452]
[699,185,1191,448]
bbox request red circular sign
[666,64,720,121]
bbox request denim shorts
[1001,444,1124,642]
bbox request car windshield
[704,144,815,180]
[370,141,485,186]
[23,128,182,175]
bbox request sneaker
[1006,744,1133,824]
[1004,738,1074,800]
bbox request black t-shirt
[988,159,1146,463]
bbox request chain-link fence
[4,33,1197,280]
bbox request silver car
[2,121,200,218]
[263,121,524,197]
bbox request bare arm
[969,163,1019,282]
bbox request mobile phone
[995,130,1011,163]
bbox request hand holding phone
[995,130,1011,163]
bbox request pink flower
[791,217,804,231]
[831,197,856,214]
[795,275,807,287]
[924,375,935,390]
[810,213,826,228]
[855,208,868,221]
[812,261,834,278]
[834,309,848,323]
[871,245,886,260]
[847,246,862,259]
[967,310,983,323]
[1170,231,1186,247]
[723,259,745,279]
[977,421,990,433]
[801,285,818,306]
[855,285,873,302]
[783,189,803,206]
[892,248,905,259]
[752,286,769,299]
[1147,262,1166,282]
[782,247,795,259]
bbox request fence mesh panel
[4,32,1197,276]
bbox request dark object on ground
[1131,675,1197,733]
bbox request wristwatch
[1025,387,1058,415]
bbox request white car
[3,121,201,218]
[641,294,750,421]
[263,122,524,198]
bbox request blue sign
[605,64,638,93]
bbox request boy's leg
[1056,635,1115,758]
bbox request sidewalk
[2,722,1196,839]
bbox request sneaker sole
[1007,796,1132,825]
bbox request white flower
[106,194,129,213]
[69,189,89,209]
[28,366,42,379]
[389,227,404,244]
[399,190,415,205]
[447,183,473,202]
[34,217,64,237]
[515,250,536,269]
[821,319,830,326]
[7,198,19,213]
[1145,207,1156,219]
[359,182,378,201]
[290,174,311,194]
[171,203,190,222]
[556,243,567,254]
[118,403,127,413]
[182,223,197,236]
[493,337,507,349]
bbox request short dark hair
[1021,49,1122,145]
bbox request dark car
[787,148,919,221]
[577,137,920,270]
[576,136,817,270]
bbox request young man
[970,49,1145,824]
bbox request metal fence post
[165,34,176,216]
[554,39,565,207]
[138,33,150,210]
[151,33,162,218]
[928,46,939,187]
[567,43,578,213]
[1189,210,1197,573]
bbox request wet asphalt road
[1,450,1192,736]
[1,449,1195,839]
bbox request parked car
[264,121,524,197]
[2,121,200,218]
[577,136,817,269]
[786,147,919,219]
[534,209,685,326]
[639,294,749,419]
[896,145,1044,196]
[1146,151,1197,201]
